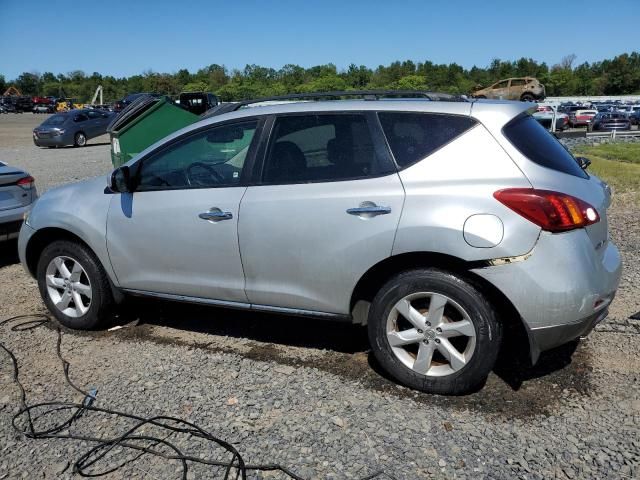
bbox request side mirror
[576,156,591,170]
[108,166,132,193]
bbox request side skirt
[121,288,352,322]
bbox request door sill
[122,288,351,322]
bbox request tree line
[2,52,639,103]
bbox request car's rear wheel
[37,240,115,329]
[368,269,502,395]
[74,132,87,147]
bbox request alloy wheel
[386,292,476,377]
[45,256,92,318]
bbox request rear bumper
[33,134,71,147]
[594,124,631,131]
[473,229,622,363]
[529,308,609,354]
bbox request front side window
[378,112,477,168]
[73,114,89,122]
[263,114,391,184]
[137,120,258,190]
[510,79,526,86]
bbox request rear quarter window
[503,114,587,178]
[378,112,477,168]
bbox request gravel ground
[1,113,639,479]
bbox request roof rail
[201,90,466,118]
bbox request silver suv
[18,93,621,395]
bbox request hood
[40,174,109,200]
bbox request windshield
[43,115,67,126]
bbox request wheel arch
[350,251,532,362]
[24,227,124,304]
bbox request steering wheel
[186,162,225,187]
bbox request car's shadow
[132,299,370,354]
[131,298,582,394]
[0,240,20,268]
[38,142,110,149]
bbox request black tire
[520,93,535,102]
[368,269,502,395]
[74,131,87,147]
[37,240,115,329]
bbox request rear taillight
[494,188,599,233]
[17,176,35,190]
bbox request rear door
[508,79,526,100]
[72,112,92,137]
[86,110,108,138]
[238,112,404,315]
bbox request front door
[238,113,404,314]
[106,119,260,303]
[489,80,510,99]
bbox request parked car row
[557,101,640,128]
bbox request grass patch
[570,143,640,205]
[573,142,640,164]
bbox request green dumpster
[108,95,198,167]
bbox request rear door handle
[198,208,233,222]
[347,202,392,218]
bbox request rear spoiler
[470,100,537,129]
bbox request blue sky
[1,0,637,80]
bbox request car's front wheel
[37,240,115,329]
[368,269,502,395]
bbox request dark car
[33,109,115,147]
[589,112,631,132]
[178,91,219,115]
[113,93,160,112]
[630,110,640,126]
[15,96,34,113]
[0,102,17,113]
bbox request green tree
[183,81,209,92]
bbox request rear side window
[378,112,477,168]
[263,114,393,184]
[503,114,587,178]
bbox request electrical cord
[0,314,396,480]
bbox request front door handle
[347,202,392,218]
[199,208,233,222]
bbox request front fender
[23,175,119,285]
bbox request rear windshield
[43,115,67,125]
[503,114,587,178]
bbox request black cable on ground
[0,314,396,480]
